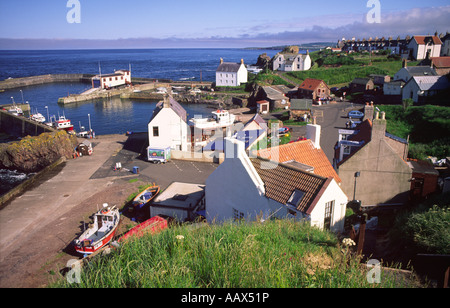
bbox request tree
[402,98,414,111]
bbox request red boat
[119,216,168,242]
[52,115,74,133]
[74,204,120,256]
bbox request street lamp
[88,114,92,132]
[353,171,360,201]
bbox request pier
[0,107,57,137]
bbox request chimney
[163,94,170,108]
[402,59,408,68]
[363,101,374,121]
[372,111,387,140]
[306,118,321,149]
[220,58,224,64]
[240,59,244,65]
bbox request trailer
[147,146,171,164]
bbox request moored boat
[132,184,160,210]
[51,115,74,133]
[119,216,168,242]
[30,112,46,123]
[74,204,120,256]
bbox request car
[348,110,364,119]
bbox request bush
[403,206,450,254]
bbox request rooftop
[251,157,330,214]
[257,140,341,183]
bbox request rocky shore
[0,130,77,173]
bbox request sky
[0,0,449,49]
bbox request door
[324,201,334,230]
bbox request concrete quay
[0,74,94,91]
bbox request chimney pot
[381,111,386,120]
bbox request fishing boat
[132,184,160,210]
[51,115,74,133]
[73,204,120,256]
[119,216,168,242]
[8,104,23,116]
[189,109,236,130]
[30,110,46,123]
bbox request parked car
[348,110,364,119]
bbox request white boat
[8,105,23,116]
[30,110,46,123]
[189,109,236,130]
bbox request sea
[0,48,281,195]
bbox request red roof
[299,78,329,91]
[257,140,341,183]
[431,57,450,68]
[413,35,442,45]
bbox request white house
[394,61,438,83]
[407,35,442,60]
[402,76,450,103]
[273,51,311,72]
[216,58,248,87]
[92,70,131,89]
[205,138,348,232]
[148,95,189,151]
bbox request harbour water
[0,48,281,135]
[0,48,283,194]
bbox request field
[284,51,419,87]
[53,219,421,288]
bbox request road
[264,101,360,163]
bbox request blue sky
[0,0,449,49]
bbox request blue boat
[132,184,160,210]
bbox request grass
[53,220,420,288]
[377,105,450,159]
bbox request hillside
[54,219,421,288]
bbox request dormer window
[287,189,305,208]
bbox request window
[153,126,159,137]
[324,201,334,230]
[287,189,305,208]
[343,145,351,155]
[233,208,244,222]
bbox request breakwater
[0,74,95,91]
[0,74,174,91]
[0,109,57,137]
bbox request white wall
[309,179,348,233]
[402,80,419,102]
[148,108,188,151]
[216,72,238,87]
[237,64,248,85]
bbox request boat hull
[74,207,120,256]
[75,228,118,255]
[132,185,160,210]
[119,216,168,242]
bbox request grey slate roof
[217,63,242,73]
[405,66,438,77]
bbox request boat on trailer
[74,204,120,256]
[132,184,160,210]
